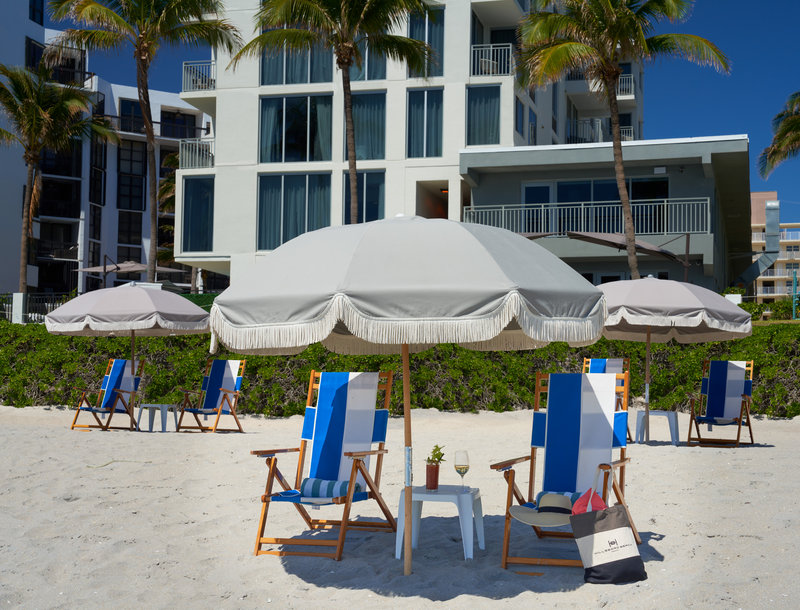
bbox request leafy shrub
[1,320,797,417]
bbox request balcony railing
[182,60,216,92]
[99,115,209,139]
[779,250,800,260]
[565,69,636,97]
[462,197,711,236]
[617,74,634,96]
[37,240,79,260]
[781,230,800,241]
[180,138,215,169]
[756,285,794,296]
[470,44,514,76]
[752,232,766,242]
[565,119,636,144]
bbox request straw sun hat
[508,493,573,527]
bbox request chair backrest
[583,357,629,374]
[701,360,753,420]
[99,359,141,412]
[532,373,628,495]
[300,372,390,486]
[200,360,245,413]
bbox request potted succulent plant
[425,444,445,491]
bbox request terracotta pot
[425,463,440,490]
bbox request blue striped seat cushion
[299,477,362,498]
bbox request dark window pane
[120,99,144,133]
[118,210,142,245]
[40,140,82,177]
[284,97,308,162]
[160,111,196,138]
[557,181,591,203]
[182,177,214,252]
[29,0,44,25]
[89,204,102,241]
[39,178,81,218]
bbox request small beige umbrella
[209,216,606,575]
[45,283,210,374]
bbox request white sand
[1,405,798,608]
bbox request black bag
[569,504,647,584]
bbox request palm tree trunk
[340,64,359,225]
[18,162,35,293]
[191,266,198,294]
[136,58,158,283]
[606,79,640,279]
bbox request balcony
[759,267,800,278]
[565,70,636,98]
[462,197,710,236]
[781,230,800,241]
[755,285,794,296]
[36,240,78,261]
[752,232,765,242]
[779,250,800,260]
[470,44,514,76]
[565,118,637,144]
[180,138,215,169]
[99,115,209,139]
[182,61,216,92]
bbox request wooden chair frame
[252,370,396,561]
[177,359,246,433]
[70,359,142,431]
[490,371,641,569]
[687,360,754,447]
[582,357,633,443]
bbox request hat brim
[509,503,572,528]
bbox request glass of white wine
[454,450,470,490]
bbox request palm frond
[646,33,730,73]
[161,19,243,53]
[759,91,800,177]
[363,33,431,75]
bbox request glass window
[631,177,668,200]
[557,182,591,203]
[515,97,525,136]
[348,93,386,160]
[88,240,100,267]
[344,171,385,224]
[593,180,619,202]
[160,111,197,139]
[466,86,500,145]
[524,185,550,205]
[257,173,331,250]
[551,84,558,132]
[118,140,145,176]
[39,178,81,218]
[25,37,45,70]
[260,95,332,163]
[118,175,145,210]
[89,204,102,241]
[261,37,333,85]
[41,140,82,177]
[528,108,537,145]
[182,177,214,252]
[118,210,142,245]
[409,7,444,78]
[118,141,146,210]
[119,99,144,133]
[407,89,443,158]
[350,39,387,81]
[29,0,44,25]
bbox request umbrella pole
[402,343,413,576]
[645,327,651,443]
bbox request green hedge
[1,320,797,417]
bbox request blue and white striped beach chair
[688,360,754,447]
[70,359,142,431]
[252,370,396,560]
[583,357,633,442]
[491,372,640,569]
[177,359,246,433]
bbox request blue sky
[48,2,800,221]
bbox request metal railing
[617,74,634,96]
[752,232,765,242]
[462,197,711,236]
[23,293,72,324]
[179,138,215,169]
[779,250,800,260]
[781,230,800,241]
[565,118,636,144]
[755,285,793,296]
[37,240,79,260]
[565,70,635,97]
[99,115,209,139]
[759,268,800,278]
[470,44,514,76]
[0,294,11,322]
[182,60,216,92]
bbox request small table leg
[148,407,156,432]
[395,490,405,559]
[473,494,486,551]
[136,406,144,431]
[456,493,474,560]
[411,500,423,550]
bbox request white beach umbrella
[210,215,606,575]
[45,283,210,374]
[600,277,752,440]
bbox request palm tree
[231,0,432,225]
[519,0,729,278]
[48,0,242,282]
[759,91,800,178]
[0,63,117,293]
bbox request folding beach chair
[177,359,246,433]
[490,372,641,568]
[687,360,754,447]
[253,370,396,560]
[70,359,142,431]
[583,357,633,442]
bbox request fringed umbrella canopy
[209,216,607,575]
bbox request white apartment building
[750,191,800,303]
[175,0,645,282]
[0,1,210,294]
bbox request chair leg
[611,474,641,545]
[335,460,360,561]
[254,457,278,555]
[501,470,515,569]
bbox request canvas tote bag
[569,468,647,584]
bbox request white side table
[137,404,178,432]
[636,409,679,445]
[395,485,485,561]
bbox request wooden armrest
[113,389,135,396]
[598,459,630,472]
[250,447,300,457]
[180,388,200,395]
[344,449,388,458]
[218,387,238,395]
[490,455,531,471]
